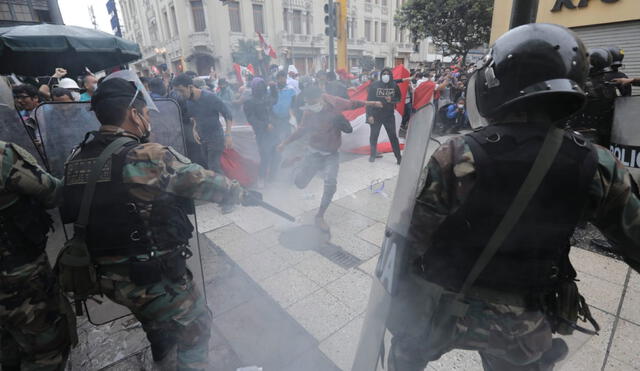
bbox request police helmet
[588,48,612,71]
[607,46,625,68]
[471,23,589,122]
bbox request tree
[231,39,270,68]
[360,55,375,72]
[395,0,493,60]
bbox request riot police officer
[605,46,632,97]
[567,48,618,146]
[360,23,640,371]
[0,141,74,370]
[59,78,258,370]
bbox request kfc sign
[552,0,619,12]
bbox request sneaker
[376,154,383,158]
[397,156,402,165]
[368,156,375,163]
[315,215,330,233]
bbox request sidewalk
[72,148,640,371]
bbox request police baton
[243,191,296,222]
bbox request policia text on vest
[610,143,640,169]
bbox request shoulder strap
[73,137,136,237]
[458,125,565,297]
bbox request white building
[117,0,444,76]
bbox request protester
[325,71,349,99]
[51,87,75,102]
[287,65,300,94]
[79,74,98,102]
[316,70,328,92]
[445,97,469,134]
[244,78,279,187]
[366,67,402,164]
[13,84,40,140]
[277,86,382,232]
[148,77,166,98]
[56,78,82,101]
[172,74,233,183]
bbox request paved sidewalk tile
[357,222,386,247]
[428,349,483,370]
[295,252,348,286]
[608,318,640,369]
[331,230,380,261]
[570,247,629,286]
[325,269,373,314]
[319,315,365,370]
[621,285,640,324]
[236,248,291,282]
[195,203,233,233]
[358,256,379,276]
[261,267,321,308]
[287,288,357,342]
[576,273,624,314]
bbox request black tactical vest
[60,133,194,257]
[0,197,52,261]
[422,124,598,292]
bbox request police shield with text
[354,23,640,371]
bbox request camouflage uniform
[63,127,240,371]
[391,132,640,370]
[0,141,72,371]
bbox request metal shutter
[572,20,640,95]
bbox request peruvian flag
[413,80,437,111]
[340,65,410,155]
[257,32,277,59]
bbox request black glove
[240,190,263,207]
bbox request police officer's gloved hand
[240,190,263,207]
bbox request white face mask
[458,104,464,109]
[71,91,81,101]
[90,83,98,92]
[306,102,324,113]
[381,75,390,83]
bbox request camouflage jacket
[96,126,237,204]
[0,141,60,210]
[409,132,640,272]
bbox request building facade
[118,0,441,77]
[0,0,63,26]
[491,0,640,92]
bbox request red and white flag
[413,80,437,111]
[257,32,277,59]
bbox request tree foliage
[395,0,493,59]
[231,39,270,67]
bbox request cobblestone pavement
[66,141,640,371]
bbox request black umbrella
[0,23,141,76]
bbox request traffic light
[324,2,337,37]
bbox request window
[13,4,34,21]
[191,1,206,32]
[382,0,387,6]
[347,17,353,39]
[381,22,387,43]
[283,8,289,32]
[252,4,264,34]
[170,6,179,37]
[163,11,171,37]
[374,21,378,42]
[400,29,404,43]
[364,20,371,41]
[228,1,241,32]
[292,10,302,34]
[0,3,10,20]
[306,13,311,35]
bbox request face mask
[381,75,390,83]
[71,91,81,101]
[90,83,98,92]
[458,104,465,109]
[135,111,152,143]
[306,102,324,113]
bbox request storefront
[491,0,640,92]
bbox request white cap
[288,65,298,75]
[58,78,81,90]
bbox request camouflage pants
[99,265,212,371]
[0,254,72,371]
[388,299,559,371]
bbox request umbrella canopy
[0,23,141,76]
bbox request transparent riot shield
[610,95,640,182]
[34,99,207,326]
[353,104,436,371]
[0,105,45,167]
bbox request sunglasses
[14,95,31,99]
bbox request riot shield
[353,104,436,371]
[610,95,640,183]
[35,99,207,326]
[0,105,45,167]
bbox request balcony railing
[188,32,211,48]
